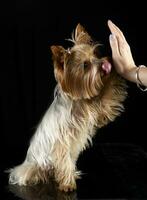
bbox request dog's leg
[53,142,77,192]
[70,135,90,180]
[70,147,82,180]
[8,162,40,186]
[8,162,50,186]
[54,156,77,192]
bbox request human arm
[107,20,147,88]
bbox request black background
[1,0,147,199]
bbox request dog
[8,23,127,192]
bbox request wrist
[122,66,138,83]
[135,65,147,91]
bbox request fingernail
[109,34,116,40]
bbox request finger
[109,34,120,57]
[107,20,116,34]
[108,20,130,55]
[108,20,127,43]
[112,23,127,42]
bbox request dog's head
[51,24,112,100]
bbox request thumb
[109,34,120,57]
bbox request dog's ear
[50,45,65,82]
[74,23,92,44]
[50,45,65,63]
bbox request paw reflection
[8,181,77,200]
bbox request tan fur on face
[8,23,127,192]
[52,42,113,100]
[62,44,105,99]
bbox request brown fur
[49,24,127,191]
[8,23,127,193]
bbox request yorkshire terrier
[8,24,127,192]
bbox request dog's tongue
[102,61,112,74]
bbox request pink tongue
[102,61,112,74]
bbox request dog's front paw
[59,181,77,192]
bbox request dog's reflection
[8,181,78,200]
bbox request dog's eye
[83,61,91,69]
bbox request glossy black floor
[2,85,147,199]
[2,142,147,200]
[1,1,147,199]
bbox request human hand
[107,20,137,81]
